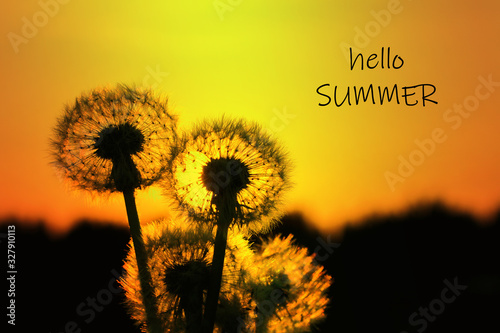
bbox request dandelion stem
[123,189,163,333]
[181,289,204,333]
[202,206,233,333]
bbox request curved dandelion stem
[123,189,163,333]
[50,85,178,333]
[202,205,234,333]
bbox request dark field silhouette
[2,202,499,333]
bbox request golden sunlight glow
[173,146,213,216]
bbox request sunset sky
[1,0,499,234]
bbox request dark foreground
[2,202,499,333]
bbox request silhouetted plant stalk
[202,188,237,333]
[122,189,163,333]
[50,85,177,333]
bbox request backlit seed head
[243,235,333,333]
[119,217,254,333]
[50,84,177,193]
[163,117,292,234]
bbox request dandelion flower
[50,84,177,333]
[120,218,254,333]
[51,84,177,193]
[244,235,332,333]
[165,117,291,234]
[163,117,291,332]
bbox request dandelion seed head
[164,117,292,234]
[50,84,177,193]
[244,235,332,333]
[120,217,253,332]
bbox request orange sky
[1,0,499,234]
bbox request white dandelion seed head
[163,117,292,234]
[50,84,177,193]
